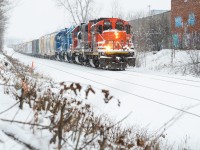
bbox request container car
[32,39,39,56]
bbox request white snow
[1,47,200,149]
[136,49,200,76]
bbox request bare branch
[56,0,78,25]
[0,119,49,128]
[54,0,94,24]
[0,102,19,115]
[2,131,39,150]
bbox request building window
[175,16,183,28]
[188,13,195,26]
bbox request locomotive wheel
[56,54,60,61]
[94,61,99,68]
[79,55,86,65]
[89,56,99,68]
[93,57,100,68]
[72,53,76,63]
[66,52,71,62]
[63,54,68,62]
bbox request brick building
[171,0,200,49]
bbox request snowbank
[2,47,200,149]
[0,53,163,150]
[135,49,200,77]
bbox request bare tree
[128,11,148,52]
[147,12,171,51]
[110,0,124,19]
[55,0,94,25]
[0,0,9,52]
[129,11,171,52]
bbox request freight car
[14,18,135,70]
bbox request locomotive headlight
[115,32,119,39]
[105,46,111,51]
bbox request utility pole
[148,5,151,16]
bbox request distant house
[171,0,200,49]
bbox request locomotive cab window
[78,32,82,40]
[103,21,112,30]
[85,25,88,32]
[116,21,124,30]
[97,25,103,34]
[74,26,80,37]
[125,25,131,34]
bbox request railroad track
[12,52,200,118]
[119,70,200,88]
[33,60,200,118]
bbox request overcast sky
[6,0,171,41]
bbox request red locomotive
[71,18,135,70]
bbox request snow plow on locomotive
[13,18,135,70]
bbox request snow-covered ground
[1,48,200,149]
[0,86,50,150]
[136,49,200,76]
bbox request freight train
[13,18,135,70]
